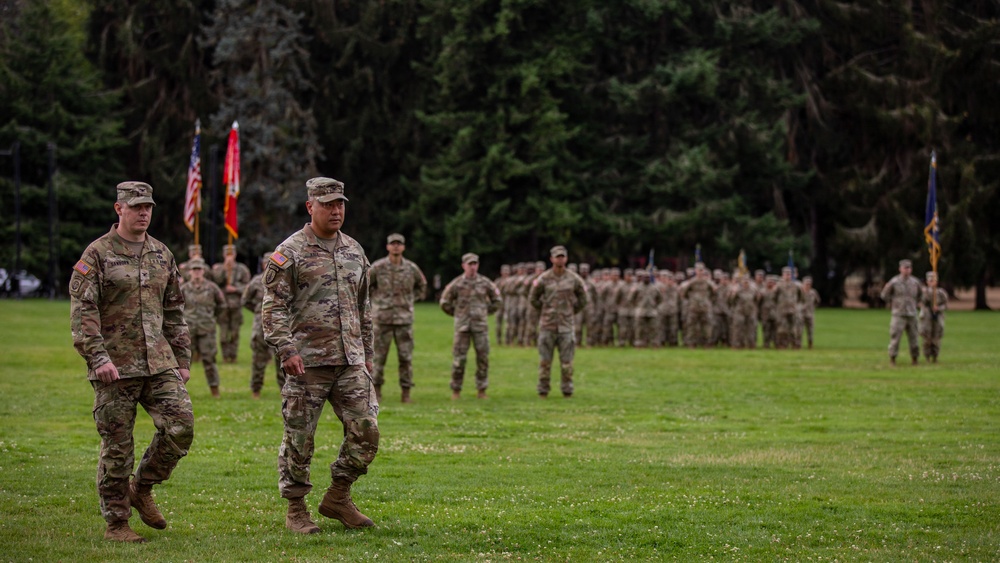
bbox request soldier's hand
[283,355,305,376]
[94,362,120,383]
[178,368,191,384]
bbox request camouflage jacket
[370,256,427,325]
[659,284,680,315]
[440,273,501,332]
[680,278,717,314]
[181,279,225,334]
[529,269,587,332]
[801,288,821,319]
[69,225,190,380]
[919,287,948,319]
[242,273,265,316]
[772,280,805,316]
[262,224,373,367]
[632,282,662,318]
[210,261,252,309]
[728,284,760,317]
[880,275,922,317]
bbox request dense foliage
[1,0,997,306]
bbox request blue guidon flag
[924,151,941,273]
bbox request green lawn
[0,300,998,561]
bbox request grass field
[0,300,998,562]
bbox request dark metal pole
[208,143,220,266]
[47,142,57,299]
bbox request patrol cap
[550,245,568,257]
[306,177,349,203]
[925,271,937,280]
[579,263,590,272]
[754,269,765,277]
[188,257,207,270]
[781,266,792,274]
[223,244,236,256]
[116,181,156,207]
[462,252,479,264]
[899,259,912,268]
[802,275,813,283]
[188,244,202,256]
[387,233,405,244]
[567,263,578,272]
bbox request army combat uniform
[242,269,283,395]
[918,276,947,362]
[880,264,922,364]
[369,248,427,398]
[70,212,194,534]
[440,260,502,394]
[529,255,587,397]
[210,249,251,362]
[180,261,225,392]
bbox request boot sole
[318,504,374,529]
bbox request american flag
[182,120,202,232]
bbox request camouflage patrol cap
[387,233,405,244]
[623,268,634,276]
[188,257,207,270]
[116,181,156,206]
[223,244,236,256]
[925,271,937,280]
[899,259,912,268]
[781,266,792,274]
[674,272,686,281]
[579,263,590,272]
[754,269,765,277]
[802,275,813,283]
[567,263,578,272]
[500,264,511,273]
[462,252,479,264]
[188,244,202,257]
[550,245,568,257]
[306,177,349,203]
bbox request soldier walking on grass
[919,271,948,363]
[263,177,379,534]
[880,259,922,365]
[440,253,502,399]
[529,246,588,398]
[70,181,194,543]
[211,244,251,363]
[181,258,225,397]
[370,233,427,403]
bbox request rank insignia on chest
[271,251,289,267]
[74,260,94,276]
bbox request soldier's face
[900,264,911,277]
[550,255,567,268]
[116,202,153,236]
[190,268,205,282]
[307,198,345,238]
[462,261,479,277]
[387,241,404,257]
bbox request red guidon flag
[182,120,202,232]
[223,120,241,239]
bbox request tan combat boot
[104,520,147,543]
[129,479,167,529]
[318,480,374,529]
[476,389,487,399]
[401,388,412,403]
[285,497,320,534]
[451,391,460,400]
[210,386,220,398]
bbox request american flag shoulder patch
[74,260,94,276]
[270,251,289,267]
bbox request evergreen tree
[0,0,125,295]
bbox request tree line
[1,0,997,307]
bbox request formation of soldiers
[496,262,821,351]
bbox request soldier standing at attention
[679,264,716,348]
[263,177,379,533]
[919,271,947,363]
[211,244,251,363]
[440,253,502,399]
[181,258,226,397]
[800,276,821,349]
[772,266,805,349]
[370,233,427,403]
[632,269,662,348]
[178,243,203,284]
[599,268,621,346]
[576,263,599,347]
[880,259,923,365]
[529,246,588,398]
[69,181,194,543]
[243,252,283,398]
[728,274,760,349]
[495,264,511,345]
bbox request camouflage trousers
[775,311,799,349]
[250,323,283,392]
[504,304,523,346]
[919,316,945,359]
[91,371,194,523]
[762,317,776,348]
[633,316,659,348]
[573,310,585,346]
[712,313,730,346]
[600,311,617,346]
[217,307,244,362]
[278,365,379,499]
[729,313,757,349]
[684,310,711,348]
[537,330,575,396]
[617,313,634,347]
[888,315,919,360]
[660,312,679,347]
[451,330,490,392]
[190,330,220,387]
[522,308,540,346]
[496,304,505,345]
[802,315,815,347]
[372,323,415,389]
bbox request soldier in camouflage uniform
[263,177,378,534]
[505,263,528,346]
[575,263,599,347]
[210,244,251,362]
[879,259,923,365]
[242,252,283,399]
[69,181,194,543]
[495,264,511,345]
[181,258,225,397]
[615,269,637,347]
[772,267,805,349]
[529,246,587,397]
[632,269,662,348]
[759,275,778,348]
[599,268,621,346]
[712,272,732,347]
[800,276,821,349]
[919,271,947,363]
[370,233,427,403]
[728,274,760,349]
[440,253,502,399]
[178,243,203,284]
[679,264,716,348]
[521,261,546,346]
[657,271,681,346]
